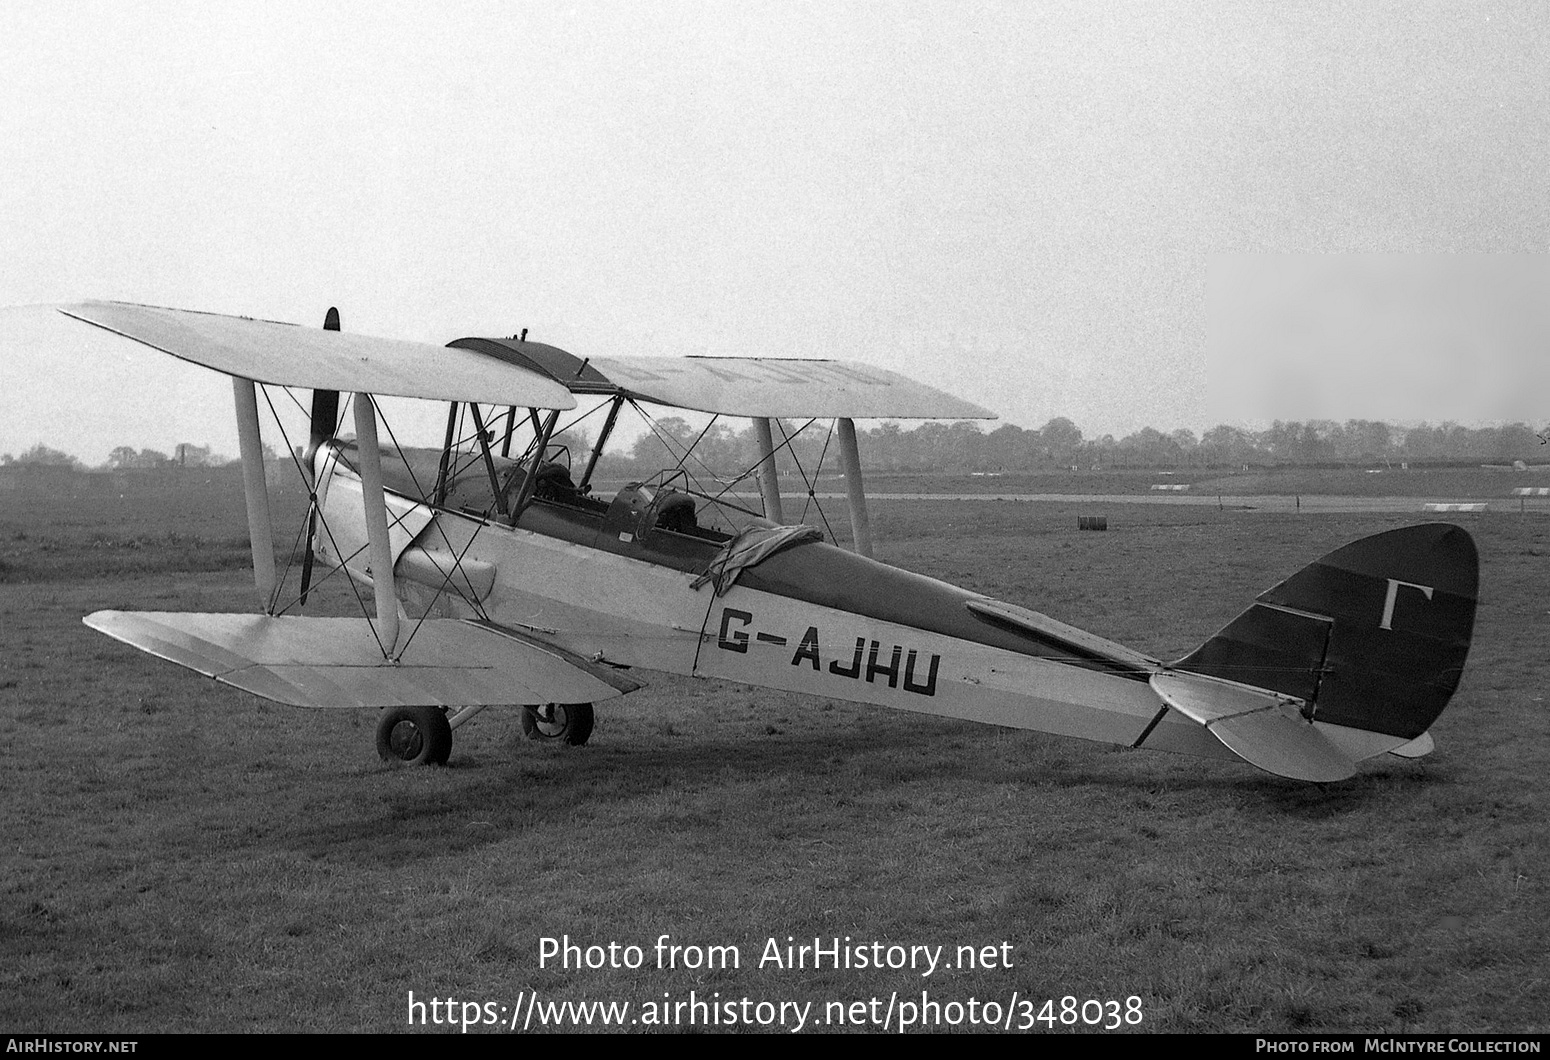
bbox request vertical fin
[1174,524,1478,740]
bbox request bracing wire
[776,418,835,541]
[258,385,384,655]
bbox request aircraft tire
[520,703,594,746]
[376,705,453,766]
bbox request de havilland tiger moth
[52,301,1478,783]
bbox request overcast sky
[2,1,1547,464]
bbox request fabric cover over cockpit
[692,524,824,596]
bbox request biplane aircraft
[56,301,1478,783]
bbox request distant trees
[10,415,1550,483]
[0,443,245,473]
[1200,425,1255,465]
[106,446,170,469]
[172,443,225,467]
[1337,420,1392,462]
[625,416,703,473]
[101,443,238,470]
[5,444,84,470]
[842,417,1550,471]
[1039,417,1084,466]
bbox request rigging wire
[258,387,493,656]
[626,401,777,528]
[775,418,836,541]
[257,385,384,655]
[798,421,837,524]
[711,417,815,500]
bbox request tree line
[0,443,254,472]
[6,416,1547,478]
[592,416,1550,478]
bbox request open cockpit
[325,440,738,574]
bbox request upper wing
[60,302,576,410]
[593,355,997,419]
[85,611,637,708]
[449,336,996,420]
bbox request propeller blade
[308,307,342,454]
[299,511,319,605]
[300,307,341,606]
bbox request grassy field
[1,475,1546,1033]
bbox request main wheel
[520,703,594,746]
[376,705,453,766]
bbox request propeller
[299,307,342,605]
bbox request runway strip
[810,493,1539,514]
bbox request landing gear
[520,703,594,746]
[376,705,453,765]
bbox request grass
[0,473,1546,1033]
[0,475,308,583]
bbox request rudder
[1173,523,1478,740]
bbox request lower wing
[85,611,638,708]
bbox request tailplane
[1173,523,1478,743]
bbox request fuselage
[311,444,1236,764]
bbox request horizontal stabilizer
[85,611,637,709]
[1150,671,1356,782]
[1388,731,1436,759]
